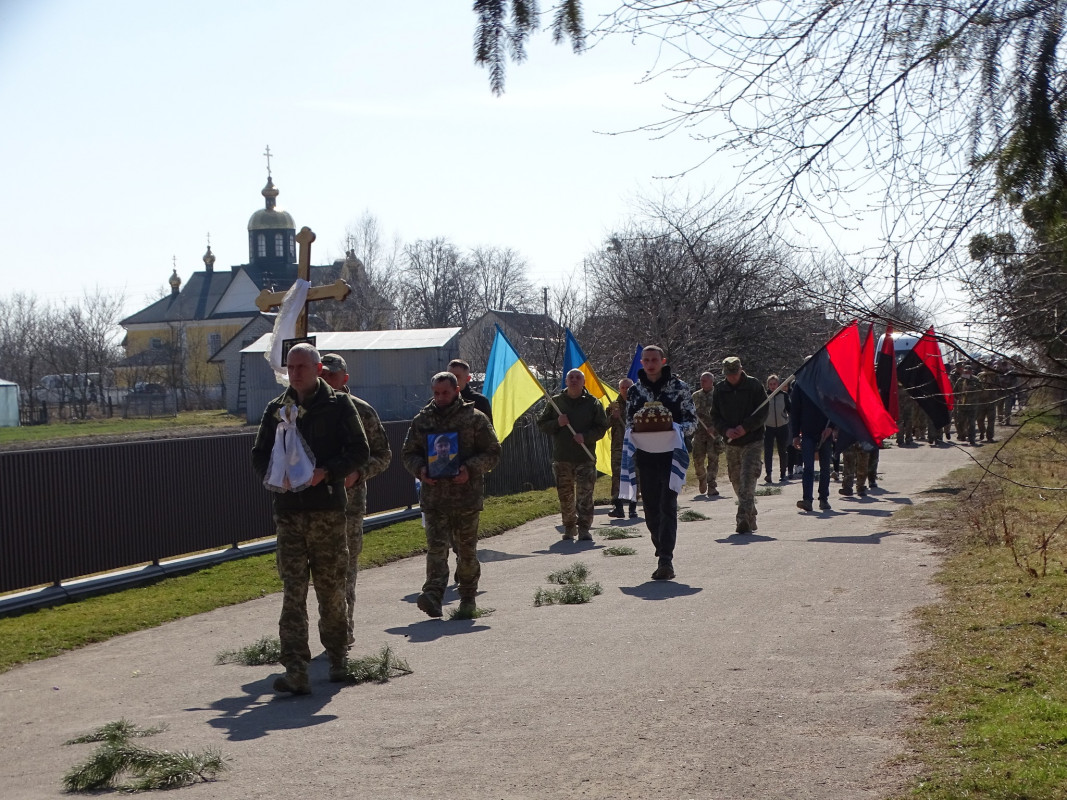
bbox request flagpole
[495,325,597,462]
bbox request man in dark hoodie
[252,343,370,694]
[626,345,697,580]
[790,376,834,513]
[711,356,769,534]
[538,369,610,541]
[448,358,493,424]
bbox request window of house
[208,333,222,355]
[150,337,162,349]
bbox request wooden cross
[253,226,351,337]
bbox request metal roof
[241,327,462,353]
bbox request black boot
[629,501,639,519]
[608,499,624,518]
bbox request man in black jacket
[626,346,697,580]
[448,359,493,424]
[790,380,834,512]
[710,357,768,533]
[252,343,369,694]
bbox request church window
[257,234,266,258]
[275,234,284,257]
[289,235,295,262]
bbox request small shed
[241,328,462,422]
[0,379,21,427]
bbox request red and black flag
[860,323,879,394]
[792,321,898,448]
[875,324,900,421]
[897,327,954,429]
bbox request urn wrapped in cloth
[632,401,674,432]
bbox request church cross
[263,145,273,177]
[253,226,351,337]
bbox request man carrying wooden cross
[252,343,369,694]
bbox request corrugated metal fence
[0,419,555,596]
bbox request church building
[117,173,394,412]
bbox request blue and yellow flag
[562,329,619,472]
[483,326,545,443]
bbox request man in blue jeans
[790,380,834,512]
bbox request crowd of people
[250,343,1024,695]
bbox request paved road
[0,444,967,799]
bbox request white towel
[621,425,689,498]
[264,404,315,492]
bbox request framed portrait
[281,336,317,366]
[427,431,460,478]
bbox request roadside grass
[62,719,225,792]
[0,410,246,447]
[0,482,575,674]
[891,422,1067,799]
[678,509,709,522]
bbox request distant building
[117,174,395,411]
[459,309,562,374]
[239,327,461,422]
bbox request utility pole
[893,252,900,319]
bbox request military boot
[628,501,639,518]
[608,499,624,518]
[417,592,443,618]
[562,525,578,541]
[273,668,311,695]
[458,596,478,617]
[329,658,350,683]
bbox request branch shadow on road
[808,530,898,545]
[619,581,702,600]
[191,674,343,742]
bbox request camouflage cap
[722,356,742,375]
[321,353,347,373]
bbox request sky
[0,1,962,330]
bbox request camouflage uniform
[976,370,998,442]
[840,443,869,495]
[538,388,609,536]
[608,395,627,500]
[251,379,369,687]
[710,370,769,533]
[953,372,982,444]
[402,396,500,607]
[340,391,392,646]
[691,387,724,494]
[275,510,349,675]
[896,389,918,446]
[866,446,880,487]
